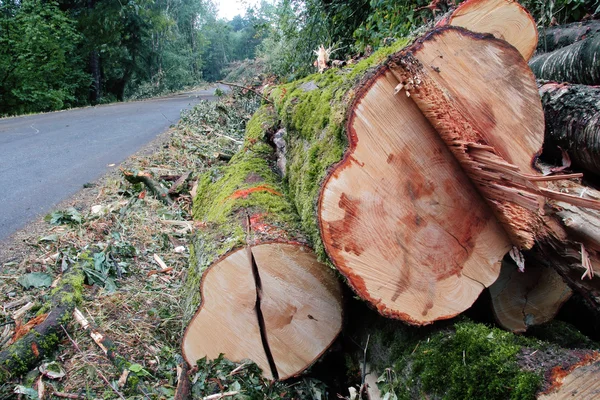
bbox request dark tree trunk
[537,20,600,53]
[530,34,600,85]
[89,50,101,104]
[540,82,600,176]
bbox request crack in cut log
[246,244,279,380]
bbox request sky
[216,0,263,20]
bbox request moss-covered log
[353,317,600,400]
[270,30,515,326]
[530,34,600,85]
[0,266,84,381]
[181,106,343,381]
[540,82,600,176]
[537,20,600,54]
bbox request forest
[2,0,596,116]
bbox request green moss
[372,321,543,400]
[269,38,411,261]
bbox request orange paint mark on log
[31,343,39,358]
[543,351,600,394]
[229,185,282,200]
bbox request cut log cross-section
[439,0,538,60]
[181,107,343,380]
[489,260,573,333]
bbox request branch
[216,81,272,104]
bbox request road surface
[0,88,218,241]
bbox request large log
[439,0,538,60]
[352,317,600,399]
[537,20,600,53]
[181,106,343,380]
[271,31,514,326]
[530,34,600,85]
[540,81,600,176]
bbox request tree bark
[0,266,83,381]
[530,34,600,85]
[537,20,600,54]
[539,82,600,176]
[181,106,343,381]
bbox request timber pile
[182,0,600,393]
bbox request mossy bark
[182,105,307,322]
[0,266,84,382]
[268,40,411,262]
[530,34,600,85]
[540,82,600,176]
[348,313,600,400]
[537,20,600,54]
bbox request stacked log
[181,0,600,392]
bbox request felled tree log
[352,317,600,400]
[530,34,600,85]
[271,31,512,326]
[489,260,572,333]
[540,82,600,176]
[438,0,538,60]
[537,20,600,53]
[0,266,83,381]
[181,107,343,381]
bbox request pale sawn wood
[489,260,572,333]
[443,0,538,60]
[182,243,342,380]
[319,66,511,325]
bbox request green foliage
[45,207,83,226]
[374,321,542,400]
[521,0,600,26]
[191,354,328,399]
[0,0,89,116]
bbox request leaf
[129,363,151,376]
[39,234,58,243]
[39,361,66,379]
[18,272,53,289]
[14,385,39,399]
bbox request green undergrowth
[269,37,411,261]
[369,320,544,400]
[190,354,328,399]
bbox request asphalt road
[0,88,218,241]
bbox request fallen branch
[216,81,272,104]
[203,391,239,400]
[168,171,192,195]
[121,168,173,205]
[0,266,84,381]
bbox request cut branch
[122,168,173,205]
